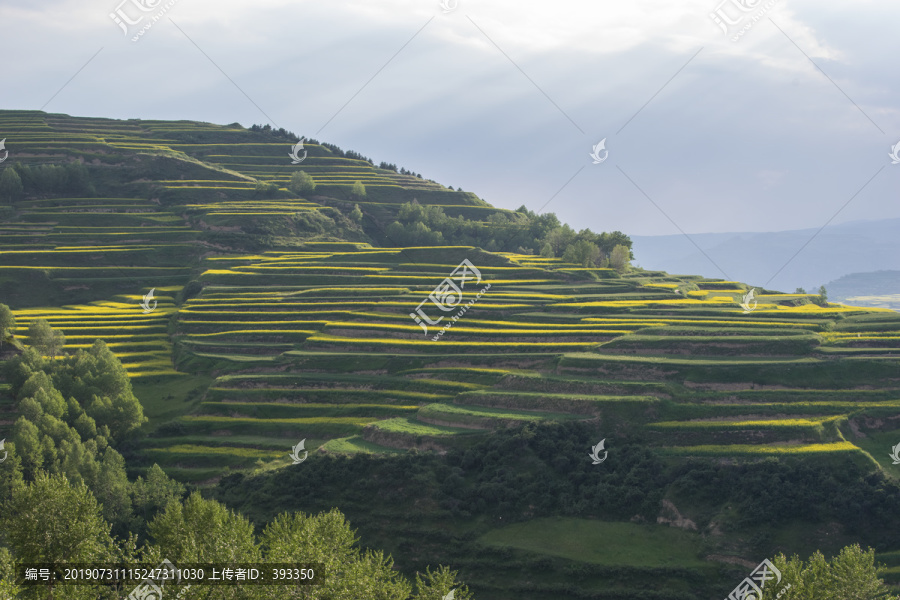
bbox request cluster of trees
[1,330,154,534]
[0,325,471,598]
[248,123,300,142]
[0,162,95,202]
[289,171,315,195]
[378,162,423,178]
[0,304,14,350]
[248,124,377,166]
[217,420,900,559]
[215,422,664,526]
[760,545,898,599]
[0,473,471,599]
[669,457,900,546]
[796,286,828,304]
[383,200,633,269]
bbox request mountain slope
[1,111,900,600]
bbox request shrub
[288,170,316,195]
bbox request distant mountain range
[631,218,900,302]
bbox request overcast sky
[2,0,898,240]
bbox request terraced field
[2,110,899,600]
[88,243,889,483]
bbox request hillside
[823,270,900,311]
[1,111,900,600]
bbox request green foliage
[177,280,203,305]
[413,565,472,600]
[8,161,94,196]
[214,422,667,523]
[3,338,148,537]
[148,491,259,563]
[0,547,21,599]
[670,457,900,542]
[0,303,14,349]
[351,179,366,199]
[27,319,65,360]
[610,243,631,272]
[53,340,147,439]
[540,242,554,257]
[761,544,898,599]
[351,202,363,222]
[0,167,24,202]
[384,199,633,258]
[261,508,413,599]
[131,464,186,522]
[255,180,280,197]
[288,170,316,195]
[562,239,601,267]
[0,471,113,564]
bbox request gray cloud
[3,0,898,239]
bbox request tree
[0,438,25,503]
[11,417,43,478]
[147,491,260,583]
[27,318,65,360]
[597,230,633,258]
[289,170,316,195]
[351,180,366,199]
[0,471,116,600]
[0,547,21,600]
[0,303,14,349]
[57,340,146,440]
[93,448,133,529]
[540,243,554,258]
[562,239,601,267]
[609,244,631,272]
[255,180,279,197]
[761,544,898,600]
[0,167,24,202]
[0,471,113,578]
[413,565,473,600]
[795,287,807,294]
[543,225,576,257]
[350,203,363,223]
[132,464,185,523]
[819,285,828,303]
[261,508,413,599]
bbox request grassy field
[479,518,709,568]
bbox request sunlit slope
[0,110,498,307]
[112,244,900,482]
